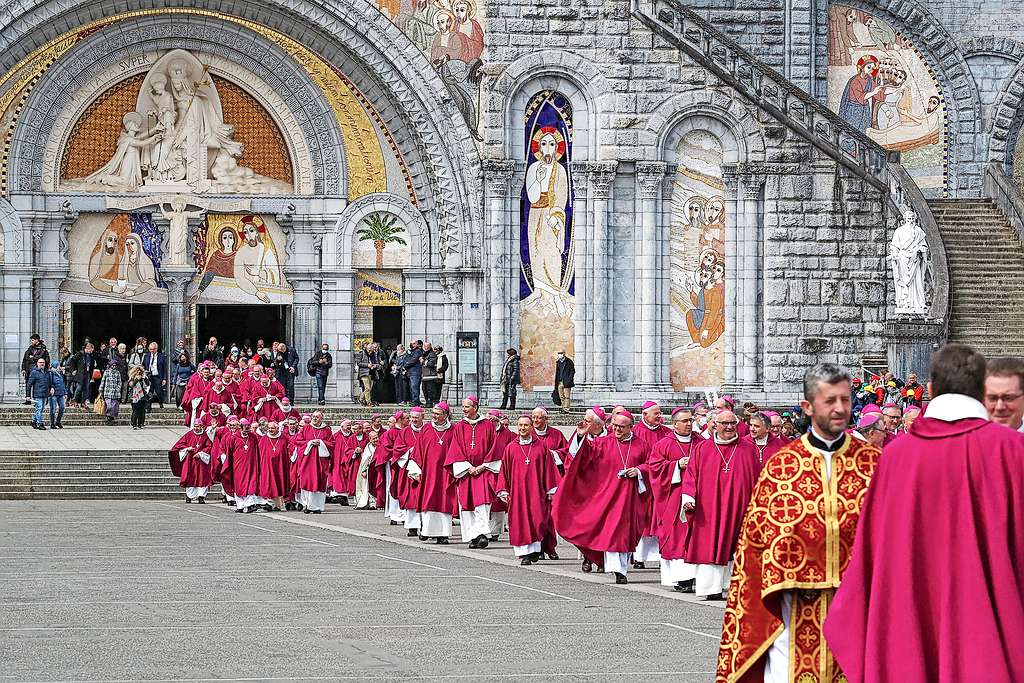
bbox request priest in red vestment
[825,344,1024,683]
[181,363,213,427]
[408,402,457,543]
[271,397,300,424]
[329,420,354,504]
[169,418,214,503]
[743,411,785,467]
[376,412,406,523]
[228,419,262,513]
[552,411,651,584]
[292,410,334,514]
[531,406,568,559]
[371,413,399,518]
[718,364,881,683]
[680,409,760,600]
[495,415,559,565]
[632,400,672,568]
[394,408,425,534]
[256,421,288,510]
[346,423,370,504]
[282,415,302,509]
[211,415,240,506]
[645,406,703,592]
[445,395,500,548]
[247,376,285,422]
[487,409,515,540]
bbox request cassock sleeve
[679,448,700,519]
[567,433,589,457]
[451,462,471,478]
[197,451,211,465]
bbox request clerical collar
[674,433,692,443]
[754,436,768,446]
[519,437,533,445]
[340,429,351,436]
[807,427,846,452]
[641,418,659,431]
[616,433,634,443]
[434,421,452,432]
[464,415,485,424]
[411,425,422,432]
[534,426,548,436]
[713,434,738,445]
[925,393,989,422]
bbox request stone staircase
[0,450,209,499]
[929,199,1024,357]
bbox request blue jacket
[48,367,67,397]
[26,367,53,398]
[142,352,167,381]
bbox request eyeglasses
[717,420,739,426]
[985,393,1024,405]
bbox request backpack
[306,357,318,377]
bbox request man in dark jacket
[26,357,53,429]
[71,342,98,406]
[142,342,167,409]
[200,337,224,369]
[21,334,50,405]
[48,360,67,429]
[554,351,575,413]
[309,343,333,405]
[499,348,521,410]
[403,340,425,407]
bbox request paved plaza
[0,499,724,682]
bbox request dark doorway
[373,307,403,350]
[72,303,163,352]
[196,305,289,351]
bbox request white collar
[925,394,989,422]
[713,434,738,445]
[464,415,485,425]
[518,437,533,445]
[641,418,660,431]
[433,421,452,432]
[534,426,548,436]
[674,432,691,443]
[754,436,768,446]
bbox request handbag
[93,397,106,415]
[92,368,101,381]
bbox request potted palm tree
[356,213,408,268]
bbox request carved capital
[740,177,764,200]
[440,274,464,304]
[636,161,667,199]
[580,161,618,199]
[483,159,516,192]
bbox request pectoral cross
[722,464,729,472]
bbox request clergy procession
[166,342,1024,682]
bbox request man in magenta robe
[553,411,651,584]
[445,395,500,548]
[531,406,568,559]
[680,409,760,600]
[247,376,285,422]
[169,418,214,503]
[181,363,213,426]
[487,409,515,540]
[495,415,559,565]
[408,402,457,543]
[256,420,287,511]
[743,411,785,467]
[293,410,334,514]
[282,415,302,509]
[347,423,370,502]
[211,415,240,506]
[228,418,262,513]
[645,406,703,592]
[204,378,233,417]
[631,400,672,569]
[394,407,425,535]
[371,413,400,519]
[271,397,300,423]
[825,343,1024,682]
[329,419,354,504]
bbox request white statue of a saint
[160,196,204,267]
[889,209,930,315]
[72,112,162,191]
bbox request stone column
[288,274,322,404]
[570,163,591,386]
[483,159,515,382]
[635,162,667,389]
[160,267,194,357]
[589,162,618,388]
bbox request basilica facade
[4,0,1017,404]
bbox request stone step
[0,491,186,500]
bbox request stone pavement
[0,500,724,682]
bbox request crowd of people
[168,342,1023,682]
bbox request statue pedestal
[141,181,193,194]
[884,319,946,378]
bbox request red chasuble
[294,424,334,494]
[210,426,239,496]
[256,433,288,499]
[246,384,284,421]
[680,437,760,566]
[445,417,499,510]
[490,426,516,513]
[329,430,353,494]
[392,426,423,510]
[370,427,398,503]
[645,433,703,560]
[345,435,368,494]
[411,423,457,514]
[825,418,1024,683]
[551,433,651,552]
[204,387,233,416]
[169,430,213,487]
[717,435,880,683]
[283,428,301,499]
[181,375,211,426]
[228,432,260,497]
[495,438,558,548]
[741,434,786,468]
[533,427,569,474]
[632,420,673,537]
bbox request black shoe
[436,537,449,544]
[520,557,533,565]
[582,559,593,573]
[546,552,559,560]
[184,496,191,504]
[303,509,311,515]
[469,538,479,548]
[263,504,273,512]
[614,572,628,585]
[311,510,322,514]
[235,508,244,513]
[339,496,349,506]
[227,500,236,507]
[389,520,398,526]
[477,535,489,549]
[703,593,726,601]
[674,579,695,594]
[419,535,429,541]
[295,504,304,511]
[407,529,418,537]
[37,424,47,430]
[244,506,254,514]
[197,497,206,504]
[490,535,499,541]
[632,561,646,570]
[55,423,63,429]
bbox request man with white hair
[743,411,785,467]
[446,395,500,548]
[531,405,568,559]
[631,401,672,568]
[408,402,457,543]
[293,410,334,514]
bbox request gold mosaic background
[61,73,293,184]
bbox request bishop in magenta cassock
[256,421,288,511]
[375,412,406,523]
[408,402,457,543]
[552,411,651,584]
[445,396,500,548]
[531,406,568,559]
[292,410,334,514]
[169,418,214,503]
[645,406,703,592]
[495,415,559,564]
[742,411,785,467]
[825,345,1024,683]
[394,408,426,535]
[631,400,672,568]
[353,423,378,509]
[680,409,760,600]
[329,420,354,503]
[718,364,880,683]
[211,415,240,506]
[228,419,262,513]
[180,363,213,427]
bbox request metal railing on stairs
[983,162,1024,246]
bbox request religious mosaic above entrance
[519,91,575,391]
[827,5,946,193]
[63,213,167,303]
[189,214,291,305]
[670,130,726,391]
